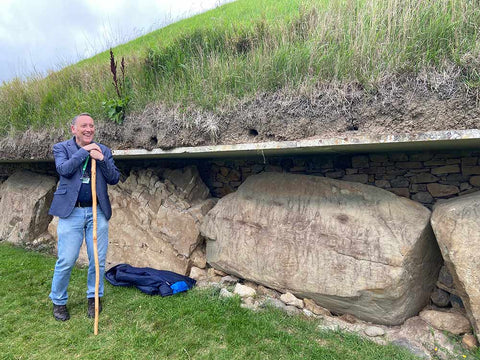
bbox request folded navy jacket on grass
[105,263,196,296]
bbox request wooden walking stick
[91,158,100,335]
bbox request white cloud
[0,0,233,83]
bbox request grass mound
[1,0,479,138]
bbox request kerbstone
[431,192,480,336]
[202,172,442,325]
[0,170,56,245]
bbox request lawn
[0,243,421,359]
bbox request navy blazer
[49,137,120,220]
[105,264,196,296]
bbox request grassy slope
[0,243,424,360]
[0,0,479,137]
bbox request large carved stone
[48,166,215,275]
[431,192,480,336]
[0,170,56,244]
[201,172,442,325]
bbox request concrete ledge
[2,129,479,163]
[112,129,480,160]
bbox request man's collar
[72,136,96,149]
[73,137,81,149]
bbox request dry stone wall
[199,150,480,208]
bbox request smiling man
[48,113,120,321]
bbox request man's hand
[83,144,105,161]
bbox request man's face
[71,115,95,146]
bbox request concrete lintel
[2,129,479,163]
[112,129,480,160]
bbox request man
[49,113,120,321]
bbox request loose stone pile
[189,267,477,360]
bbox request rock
[431,165,460,175]
[28,232,55,253]
[257,285,280,298]
[390,177,410,188]
[450,294,464,309]
[412,192,434,204]
[388,187,410,198]
[427,183,459,197]
[419,310,471,335]
[285,305,301,316]
[234,283,256,298]
[430,288,450,307]
[190,266,207,280]
[263,298,288,311]
[213,268,227,277]
[163,166,210,203]
[208,275,222,283]
[207,268,217,278]
[390,338,429,359]
[317,315,370,335]
[352,156,369,168]
[190,244,207,269]
[194,279,210,288]
[0,170,56,245]
[243,281,259,290]
[460,182,472,191]
[437,265,454,288]
[202,172,442,325]
[396,162,423,169]
[462,166,480,176]
[303,309,315,317]
[462,334,478,350]
[339,313,358,324]
[219,288,234,298]
[364,326,385,337]
[67,166,215,275]
[469,176,480,187]
[342,174,369,183]
[220,275,239,286]
[304,298,331,316]
[280,292,304,309]
[374,180,391,189]
[241,296,259,310]
[431,192,480,335]
[386,317,456,359]
[411,173,439,184]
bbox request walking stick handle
[91,158,100,335]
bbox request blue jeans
[50,207,109,305]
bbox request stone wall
[3,150,480,208]
[0,161,56,180]
[198,150,480,208]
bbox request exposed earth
[1,73,480,161]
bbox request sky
[0,0,232,84]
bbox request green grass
[1,0,479,137]
[0,243,423,360]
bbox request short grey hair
[71,112,92,126]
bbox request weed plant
[0,243,426,359]
[0,0,479,136]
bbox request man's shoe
[87,298,102,318]
[53,304,70,321]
